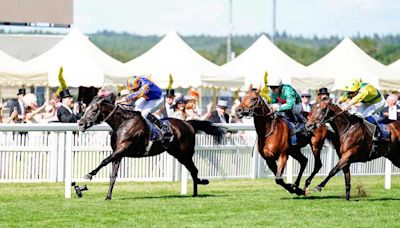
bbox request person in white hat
[208,99,230,124]
[300,89,313,113]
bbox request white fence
[0,123,398,198]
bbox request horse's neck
[253,115,271,137]
[103,105,122,131]
[330,108,351,134]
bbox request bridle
[307,103,346,131]
[241,93,273,118]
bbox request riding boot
[147,113,173,144]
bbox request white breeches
[135,97,164,118]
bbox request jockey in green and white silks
[267,76,304,145]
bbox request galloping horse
[307,99,400,200]
[235,86,335,195]
[78,94,224,200]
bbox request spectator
[172,96,187,120]
[187,89,202,115]
[382,94,400,120]
[164,89,175,117]
[23,93,55,123]
[185,102,200,120]
[57,89,83,123]
[0,103,19,123]
[208,99,230,123]
[300,89,313,113]
[230,99,243,124]
[317,87,330,102]
[9,88,26,123]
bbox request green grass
[1,176,400,227]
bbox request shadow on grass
[119,193,226,200]
[281,195,343,200]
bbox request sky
[71,0,400,37]
[2,0,400,37]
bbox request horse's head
[78,93,116,132]
[235,84,270,118]
[306,98,337,129]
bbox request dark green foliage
[1,30,400,65]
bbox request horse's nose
[235,107,243,117]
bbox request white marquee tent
[0,49,47,86]
[27,28,129,87]
[123,31,219,88]
[299,37,400,91]
[210,35,308,89]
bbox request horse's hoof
[295,187,305,196]
[84,174,93,180]
[198,179,209,185]
[105,196,111,200]
[314,186,322,192]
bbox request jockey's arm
[277,89,296,112]
[338,93,349,104]
[349,87,369,106]
[125,84,150,102]
[269,93,277,104]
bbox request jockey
[117,76,173,149]
[339,79,386,140]
[267,76,304,145]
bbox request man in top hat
[208,99,230,124]
[9,88,26,122]
[300,89,313,113]
[317,87,330,102]
[57,89,83,123]
[164,89,175,118]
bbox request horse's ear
[256,85,261,93]
[248,84,253,93]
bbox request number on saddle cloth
[365,114,391,140]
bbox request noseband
[241,93,272,118]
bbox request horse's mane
[328,103,363,124]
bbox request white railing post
[181,164,188,195]
[251,142,258,179]
[166,154,175,181]
[49,132,58,182]
[57,132,65,182]
[286,156,293,184]
[385,158,392,190]
[64,131,73,199]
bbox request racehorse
[235,86,336,195]
[307,99,400,200]
[78,94,224,200]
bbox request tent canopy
[302,37,400,91]
[27,28,129,87]
[0,49,47,86]
[211,35,307,89]
[124,31,219,88]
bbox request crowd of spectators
[0,88,85,124]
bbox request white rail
[0,123,397,198]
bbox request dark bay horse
[78,94,224,200]
[307,99,400,200]
[235,86,334,195]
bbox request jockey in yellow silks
[339,79,386,140]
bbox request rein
[308,104,347,131]
[102,104,119,122]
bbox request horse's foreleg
[173,153,206,197]
[290,148,308,189]
[304,145,323,190]
[105,159,121,200]
[343,165,351,200]
[315,153,351,192]
[267,156,296,194]
[85,143,128,180]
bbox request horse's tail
[187,120,225,143]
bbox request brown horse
[78,94,224,200]
[235,86,335,195]
[307,99,400,200]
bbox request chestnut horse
[307,99,400,200]
[235,86,336,195]
[78,94,224,200]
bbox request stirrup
[146,140,154,152]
